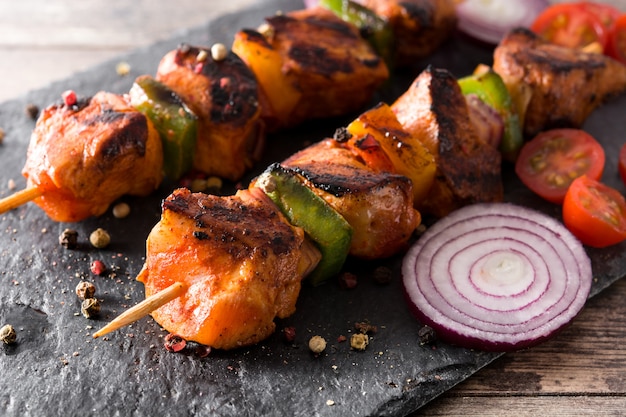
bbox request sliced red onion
[456,0,549,45]
[402,203,592,351]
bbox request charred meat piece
[356,0,457,65]
[283,139,420,259]
[392,67,503,218]
[493,28,626,138]
[137,187,320,350]
[232,7,389,131]
[22,91,163,223]
[156,44,264,181]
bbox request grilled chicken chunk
[392,67,503,218]
[356,0,457,65]
[137,187,320,350]
[283,139,420,259]
[493,28,626,138]
[232,7,389,131]
[156,44,264,181]
[22,91,163,223]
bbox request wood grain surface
[1,1,626,416]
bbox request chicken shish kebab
[91,25,626,349]
[0,1,459,222]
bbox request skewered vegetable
[128,75,197,180]
[254,163,353,286]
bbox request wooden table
[1,1,625,416]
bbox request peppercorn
[0,128,5,144]
[62,90,77,107]
[333,127,352,143]
[59,228,78,249]
[89,228,110,249]
[164,333,187,352]
[112,202,130,219]
[308,335,326,354]
[81,298,101,319]
[75,281,96,300]
[373,266,393,285]
[90,260,106,276]
[418,325,437,346]
[338,272,358,289]
[282,326,296,343]
[0,324,16,345]
[211,43,228,61]
[25,103,39,119]
[350,333,369,351]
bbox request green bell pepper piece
[129,75,197,180]
[319,0,394,68]
[458,67,523,162]
[256,163,353,286]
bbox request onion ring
[402,203,592,351]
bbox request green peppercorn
[0,324,17,345]
[81,298,101,319]
[89,228,110,249]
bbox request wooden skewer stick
[0,187,42,214]
[93,281,187,339]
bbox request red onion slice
[456,0,549,45]
[402,203,592,351]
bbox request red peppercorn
[90,260,106,276]
[62,90,77,106]
[164,333,187,352]
[282,326,296,343]
[338,272,358,289]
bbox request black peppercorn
[59,228,78,249]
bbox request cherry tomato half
[619,142,626,186]
[563,175,626,248]
[578,2,621,30]
[515,128,605,204]
[607,14,626,65]
[531,3,610,51]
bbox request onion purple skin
[402,287,579,352]
[402,203,593,353]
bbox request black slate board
[1,1,625,416]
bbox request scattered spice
[59,228,79,249]
[355,320,378,334]
[75,281,96,300]
[337,335,347,343]
[25,103,39,119]
[81,298,101,319]
[89,228,111,249]
[90,260,106,276]
[338,272,358,289]
[373,266,393,285]
[0,128,5,144]
[164,333,187,352]
[282,326,296,343]
[0,324,16,345]
[211,43,228,61]
[62,90,77,106]
[308,335,327,354]
[196,49,208,62]
[350,333,369,351]
[418,325,437,346]
[112,202,130,219]
[7,179,16,191]
[116,61,131,76]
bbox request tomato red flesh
[607,14,626,65]
[563,175,626,248]
[531,3,609,51]
[515,128,605,204]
